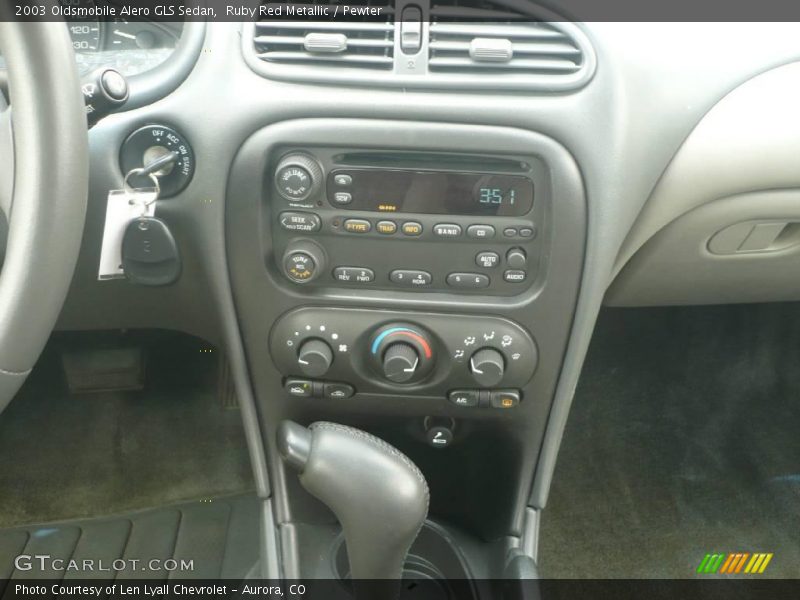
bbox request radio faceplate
[267,148,550,296]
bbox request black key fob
[121,216,181,286]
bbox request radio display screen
[328,169,533,216]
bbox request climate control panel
[269,307,538,402]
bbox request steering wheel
[0,17,89,412]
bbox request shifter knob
[277,421,429,592]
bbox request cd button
[433,223,462,238]
[333,174,353,186]
[333,267,375,283]
[376,220,397,235]
[390,269,432,287]
[401,221,423,236]
[446,272,490,289]
[343,219,371,233]
[333,192,353,205]
[476,251,500,269]
[467,225,496,239]
[503,270,527,283]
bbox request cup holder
[331,521,477,600]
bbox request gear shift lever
[277,421,429,595]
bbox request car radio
[266,148,548,296]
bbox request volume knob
[274,154,323,202]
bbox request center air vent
[253,3,395,70]
[429,12,585,76]
[243,0,596,91]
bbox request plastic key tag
[98,169,159,280]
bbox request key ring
[123,168,161,207]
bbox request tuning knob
[282,240,326,284]
[274,153,323,202]
[469,348,505,387]
[382,343,420,383]
[297,339,333,377]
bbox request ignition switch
[119,124,195,197]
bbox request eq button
[401,222,423,236]
[390,269,432,287]
[433,224,462,238]
[343,219,371,233]
[476,251,500,268]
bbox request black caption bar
[3,0,800,22]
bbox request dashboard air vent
[253,2,395,70]
[428,1,585,77]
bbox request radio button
[433,223,462,238]
[447,273,490,289]
[504,270,527,283]
[279,211,321,233]
[401,221,423,236]
[376,220,397,235]
[476,252,500,269]
[343,219,371,233]
[334,174,353,186]
[390,269,431,287]
[333,192,353,205]
[333,267,375,283]
[467,225,495,239]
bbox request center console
[225,119,586,580]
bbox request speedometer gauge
[61,0,103,52]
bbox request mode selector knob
[469,348,505,387]
[297,339,333,377]
[282,240,326,284]
[382,343,420,383]
[274,154,323,202]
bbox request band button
[401,222,423,236]
[376,220,397,235]
[343,219,371,233]
[433,223,462,238]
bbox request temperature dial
[274,154,323,202]
[370,324,435,384]
[382,343,419,383]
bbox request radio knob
[274,154,323,202]
[297,339,333,377]
[469,348,505,387]
[382,343,420,383]
[282,240,326,284]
